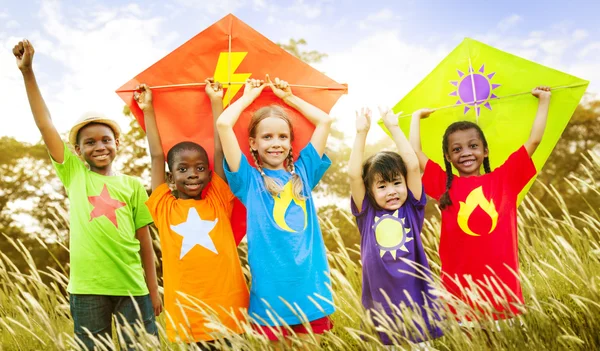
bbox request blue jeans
[70,294,158,351]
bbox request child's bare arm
[136,226,162,317]
[216,78,266,172]
[349,108,370,211]
[268,75,333,157]
[525,86,551,157]
[381,107,422,200]
[205,78,226,181]
[14,40,63,163]
[409,109,433,172]
[134,85,165,191]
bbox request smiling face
[168,148,211,200]
[249,116,292,171]
[75,123,118,174]
[445,128,489,177]
[370,173,408,211]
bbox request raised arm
[14,39,63,163]
[205,78,226,181]
[134,84,165,191]
[409,108,434,171]
[525,86,552,157]
[268,75,333,157]
[381,107,422,200]
[349,108,370,211]
[216,78,266,172]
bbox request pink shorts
[253,316,333,341]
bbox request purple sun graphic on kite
[450,64,500,116]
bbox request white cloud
[5,19,18,29]
[0,1,178,143]
[578,42,600,58]
[253,0,267,10]
[0,10,8,19]
[497,14,522,32]
[358,9,399,30]
[316,30,446,143]
[288,0,322,19]
[573,29,588,41]
[539,39,569,56]
[173,0,246,15]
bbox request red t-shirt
[422,146,536,319]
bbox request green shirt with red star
[52,143,153,295]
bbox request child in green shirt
[14,39,161,351]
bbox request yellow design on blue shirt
[272,181,307,232]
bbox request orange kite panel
[116,13,347,240]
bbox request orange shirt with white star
[146,174,248,342]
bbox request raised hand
[13,39,34,72]
[205,77,223,102]
[242,78,266,102]
[355,107,371,134]
[378,106,401,129]
[532,86,551,100]
[133,84,153,112]
[412,108,434,119]
[267,74,293,100]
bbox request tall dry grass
[0,151,599,350]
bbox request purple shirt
[351,187,443,343]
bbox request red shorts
[253,316,333,341]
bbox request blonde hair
[249,105,306,200]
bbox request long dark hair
[439,121,491,210]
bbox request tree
[278,38,328,64]
[530,101,600,217]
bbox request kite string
[116,82,346,92]
[395,82,589,120]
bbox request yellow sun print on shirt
[272,181,307,232]
[457,186,498,236]
[372,210,413,260]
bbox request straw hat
[68,112,122,146]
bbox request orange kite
[116,13,347,240]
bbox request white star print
[170,208,219,259]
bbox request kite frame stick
[227,15,233,106]
[116,82,347,93]
[394,82,590,120]
[465,40,480,123]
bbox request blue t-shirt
[224,143,335,325]
[351,187,443,343]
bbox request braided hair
[439,121,491,210]
[248,105,306,200]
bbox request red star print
[88,184,126,228]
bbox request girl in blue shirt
[216,76,335,348]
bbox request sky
[1,0,599,144]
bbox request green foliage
[530,100,600,218]
[278,38,328,64]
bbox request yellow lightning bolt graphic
[213,52,251,108]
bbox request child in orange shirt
[134,80,248,347]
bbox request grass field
[1,152,599,350]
